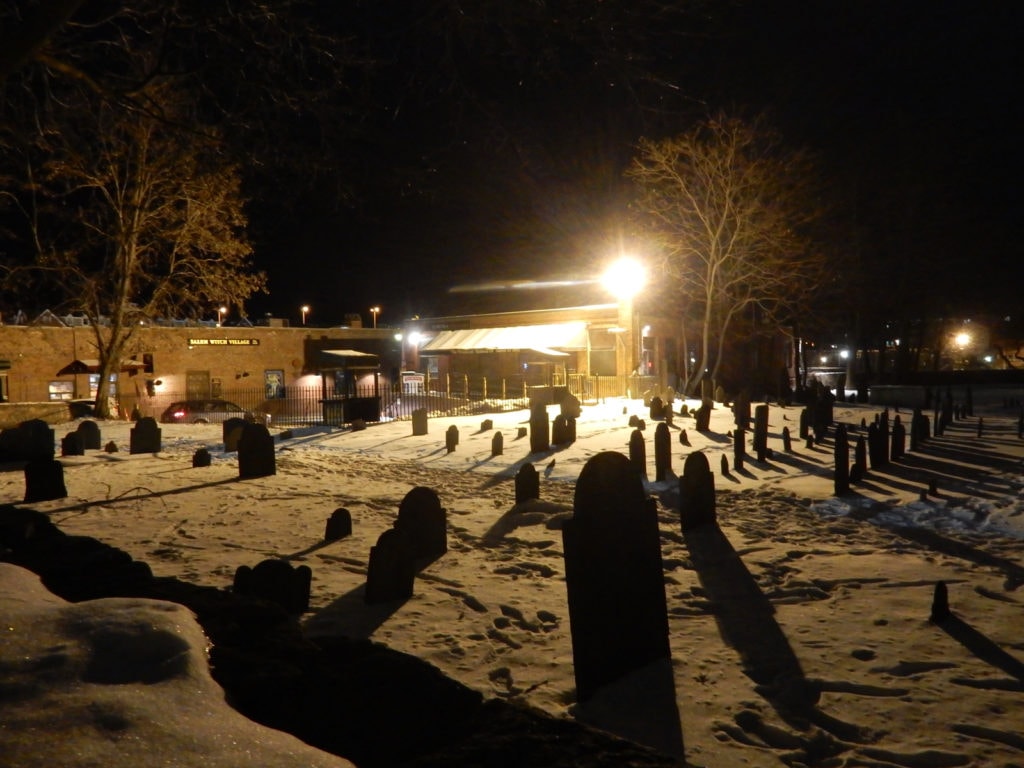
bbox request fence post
[463,374,469,398]
[482,377,488,399]
[502,379,507,399]
[446,373,451,397]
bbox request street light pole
[370,306,380,329]
[217,306,227,327]
[301,305,309,326]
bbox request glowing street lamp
[601,258,646,378]
[217,306,227,327]
[955,332,971,348]
[301,305,310,326]
[370,305,380,329]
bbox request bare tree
[9,86,264,417]
[628,112,828,393]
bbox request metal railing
[116,374,663,426]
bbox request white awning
[420,322,587,355]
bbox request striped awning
[419,322,588,356]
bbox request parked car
[159,399,269,426]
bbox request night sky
[245,2,1022,328]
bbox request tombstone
[678,428,690,447]
[628,414,641,428]
[694,398,713,432]
[753,404,769,461]
[76,420,102,450]
[515,462,540,504]
[560,393,582,419]
[977,417,984,438]
[628,428,647,479]
[833,424,850,496]
[867,422,883,469]
[562,452,670,702]
[782,425,792,452]
[733,426,746,471]
[798,407,810,440]
[734,389,751,430]
[649,396,664,421]
[324,507,352,542]
[394,486,447,563]
[679,450,716,531]
[491,431,503,457]
[129,417,161,455]
[223,417,246,452]
[364,528,416,605]
[411,408,428,436]
[480,418,493,431]
[233,558,312,614]
[104,440,118,453]
[654,422,672,482]
[516,426,528,439]
[237,422,276,479]
[930,581,950,623]
[23,459,67,503]
[720,453,729,476]
[18,419,55,461]
[350,418,367,432]
[891,418,906,460]
[529,402,550,453]
[445,424,459,453]
[552,414,576,445]
[61,432,84,457]
[854,435,867,478]
[192,447,212,467]
[664,408,674,427]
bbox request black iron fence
[118,374,662,426]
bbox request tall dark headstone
[694,397,713,432]
[411,408,428,436]
[782,426,792,452]
[854,435,867,478]
[733,427,746,471]
[76,420,101,450]
[23,459,67,503]
[491,431,503,457]
[798,407,810,440]
[18,419,55,461]
[324,507,352,542]
[679,451,716,531]
[891,417,906,460]
[628,428,647,479]
[734,389,751,430]
[394,486,447,563]
[753,404,769,461]
[238,422,276,478]
[223,417,246,452]
[365,529,415,605]
[833,424,850,496]
[515,462,540,504]
[445,425,459,453]
[930,580,950,623]
[562,452,670,702]
[529,402,550,453]
[654,422,671,482]
[129,417,161,455]
[233,558,312,614]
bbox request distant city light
[955,332,971,348]
[839,349,850,360]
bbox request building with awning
[419,321,589,357]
